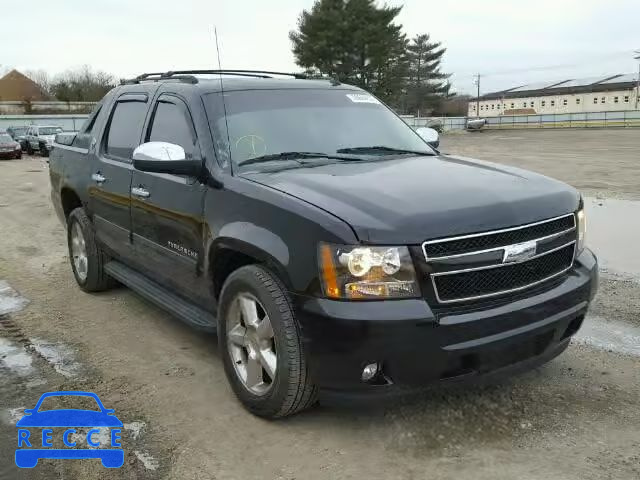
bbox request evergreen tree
[404,34,449,115]
[289,0,407,104]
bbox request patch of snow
[2,407,25,425]
[0,280,29,315]
[30,338,83,378]
[124,421,146,440]
[134,450,159,471]
[575,316,640,357]
[0,337,34,375]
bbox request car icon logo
[15,391,124,468]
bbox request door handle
[131,186,150,198]
[91,172,106,184]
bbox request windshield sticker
[346,94,380,104]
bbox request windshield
[0,134,13,143]
[39,127,63,135]
[11,127,28,136]
[205,89,434,168]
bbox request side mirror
[132,142,202,176]
[415,127,440,149]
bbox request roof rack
[164,69,308,79]
[120,73,198,85]
[121,69,309,85]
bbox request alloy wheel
[70,222,88,282]
[226,293,277,396]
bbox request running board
[104,261,216,332]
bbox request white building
[468,74,640,117]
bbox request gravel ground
[1,131,639,480]
[441,128,640,201]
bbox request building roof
[479,73,638,100]
[0,69,51,102]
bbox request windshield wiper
[240,151,359,166]
[336,146,435,156]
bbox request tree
[289,0,408,104]
[50,65,115,102]
[403,34,449,115]
[24,69,52,96]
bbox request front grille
[432,243,575,303]
[424,214,575,259]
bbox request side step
[104,261,216,333]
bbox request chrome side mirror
[132,142,201,176]
[415,127,440,149]
[133,141,186,162]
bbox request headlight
[318,243,419,299]
[576,204,586,254]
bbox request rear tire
[219,265,317,418]
[67,207,116,292]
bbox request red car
[0,133,22,159]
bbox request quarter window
[624,96,630,103]
[593,97,598,104]
[614,96,619,103]
[105,100,148,160]
[563,99,568,106]
[551,100,555,106]
[601,97,605,104]
[147,100,197,158]
[541,100,546,107]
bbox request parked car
[25,125,63,156]
[0,133,22,159]
[6,125,29,150]
[466,117,487,130]
[49,70,597,418]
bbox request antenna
[213,26,233,173]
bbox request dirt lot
[1,129,639,480]
[442,128,640,201]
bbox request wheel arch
[60,187,83,221]
[208,225,292,300]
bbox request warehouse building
[468,73,640,117]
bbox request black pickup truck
[49,70,597,418]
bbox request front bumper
[293,249,598,401]
[0,150,20,159]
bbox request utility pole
[635,50,640,110]
[474,73,481,117]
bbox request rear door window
[104,100,148,161]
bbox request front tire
[67,208,115,292]
[26,143,33,155]
[219,265,317,418]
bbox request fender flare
[208,222,292,289]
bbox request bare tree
[24,69,52,95]
[50,65,115,102]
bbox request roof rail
[120,73,198,85]
[121,69,313,86]
[163,69,308,79]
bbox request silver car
[25,125,63,157]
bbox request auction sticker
[346,94,380,104]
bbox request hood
[241,154,579,244]
[0,141,18,148]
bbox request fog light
[361,363,379,382]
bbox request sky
[2,0,639,95]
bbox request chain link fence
[404,110,640,131]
